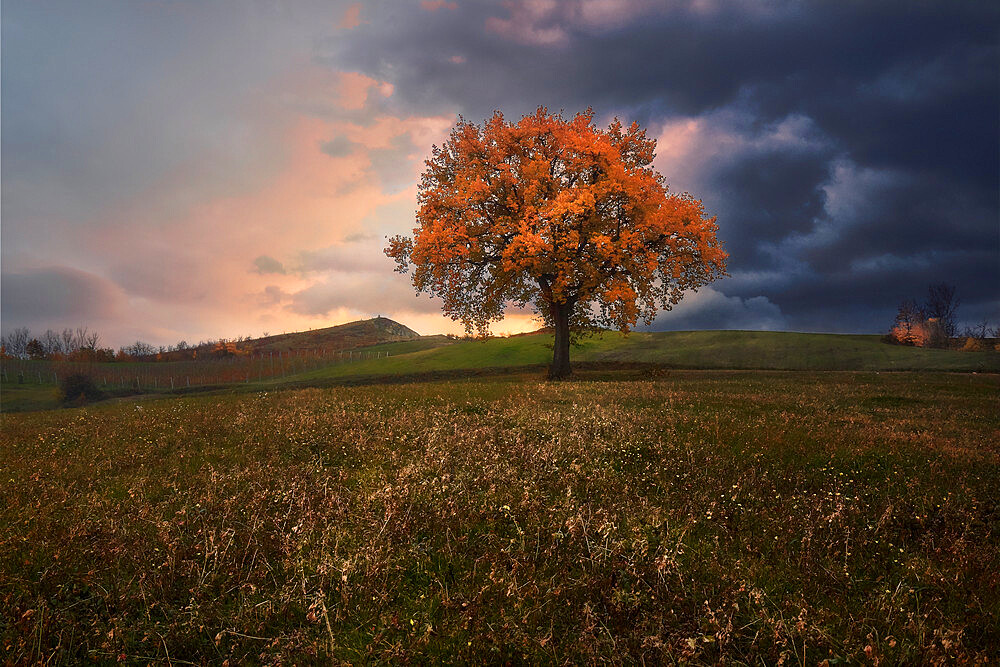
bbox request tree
[888,299,925,346]
[117,340,156,360]
[964,320,996,341]
[42,329,63,358]
[386,108,727,378]
[923,282,959,339]
[75,327,100,351]
[887,299,949,348]
[1,327,30,359]
[26,338,46,360]
[61,328,75,356]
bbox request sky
[2,0,997,349]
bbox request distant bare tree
[964,320,997,341]
[75,327,99,350]
[2,327,31,358]
[0,325,107,359]
[61,328,75,355]
[924,283,960,339]
[41,329,63,357]
[119,341,156,359]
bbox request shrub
[59,373,105,405]
[960,337,981,352]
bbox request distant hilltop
[247,317,420,354]
[149,317,420,362]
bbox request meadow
[2,370,997,663]
[287,330,1000,384]
[3,330,997,413]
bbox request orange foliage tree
[386,108,727,378]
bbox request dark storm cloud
[332,2,996,126]
[646,288,787,332]
[737,246,1000,333]
[709,149,834,270]
[1,267,125,328]
[329,0,998,332]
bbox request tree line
[888,283,996,349]
[0,327,110,361]
[0,327,260,362]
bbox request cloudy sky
[2,0,997,348]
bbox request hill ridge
[247,316,420,353]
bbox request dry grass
[1,371,997,664]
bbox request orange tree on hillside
[386,108,727,379]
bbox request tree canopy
[386,107,727,378]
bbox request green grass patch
[283,330,1000,386]
[5,331,995,413]
[0,383,62,412]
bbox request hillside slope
[248,316,420,353]
[284,330,1000,383]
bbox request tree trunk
[549,301,572,380]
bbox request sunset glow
[2,1,996,347]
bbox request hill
[245,316,420,353]
[154,316,421,361]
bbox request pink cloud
[337,71,394,110]
[338,3,362,29]
[72,65,473,345]
[328,114,455,152]
[268,67,395,118]
[421,0,458,10]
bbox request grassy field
[0,384,63,413]
[2,371,997,663]
[286,330,1000,385]
[3,330,996,413]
